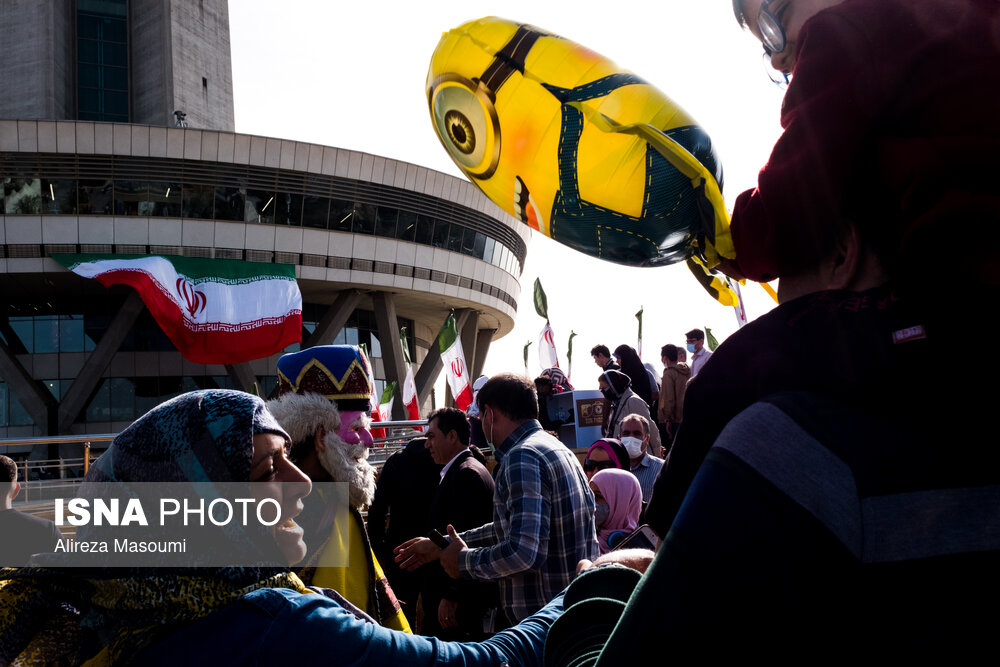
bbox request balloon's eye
[445,110,475,155]
[429,76,500,179]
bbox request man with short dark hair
[590,344,619,371]
[366,436,441,628]
[0,455,61,567]
[397,373,598,624]
[421,407,497,639]
[684,328,711,376]
[658,344,690,442]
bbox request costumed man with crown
[267,345,410,632]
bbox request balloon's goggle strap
[478,25,548,96]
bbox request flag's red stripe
[454,385,474,413]
[92,269,300,364]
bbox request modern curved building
[0,119,528,437]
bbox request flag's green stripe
[400,327,412,365]
[438,312,459,353]
[52,254,296,281]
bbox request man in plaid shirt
[397,374,598,625]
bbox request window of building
[353,203,376,235]
[149,182,182,217]
[447,223,464,253]
[330,199,354,231]
[79,179,114,215]
[41,179,78,214]
[214,185,247,222]
[302,195,330,229]
[432,219,449,249]
[0,382,7,427]
[274,192,303,226]
[3,178,42,214]
[415,215,434,245]
[77,0,129,123]
[245,188,274,223]
[33,316,59,354]
[396,211,417,241]
[374,206,397,237]
[179,183,212,219]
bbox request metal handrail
[1,421,429,501]
[0,434,116,447]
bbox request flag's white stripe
[441,339,471,397]
[71,260,300,325]
[402,366,417,404]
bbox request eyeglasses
[757,0,791,88]
[762,51,791,87]
[758,0,787,55]
[583,459,616,473]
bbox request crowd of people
[2,0,999,662]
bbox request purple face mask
[338,410,374,448]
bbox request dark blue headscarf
[87,389,289,484]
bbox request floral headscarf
[0,390,308,666]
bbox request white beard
[317,429,376,510]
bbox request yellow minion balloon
[427,17,738,305]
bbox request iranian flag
[538,322,560,370]
[370,381,396,441]
[55,254,301,364]
[437,312,473,412]
[400,327,423,430]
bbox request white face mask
[621,436,644,458]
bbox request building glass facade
[0,154,526,277]
[77,0,129,123]
[0,305,413,428]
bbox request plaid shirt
[631,452,664,502]
[459,420,599,621]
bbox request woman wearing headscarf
[613,345,652,408]
[583,438,629,481]
[599,370,661,456]
[590,469,642,554]
[0,390,561,666]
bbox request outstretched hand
[439,524,467,579]
[394,537,442,571]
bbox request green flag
[379,381,398,406]
[705,326,720,351]
[533,278,549,321]
[523,340,532,374]
[399,327,412,364]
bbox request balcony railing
[1,420,427,506]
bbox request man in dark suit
[421,408,497,640]
[367,437,441,628]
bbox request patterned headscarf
[0,390,308,666]
[539,367,574,393]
